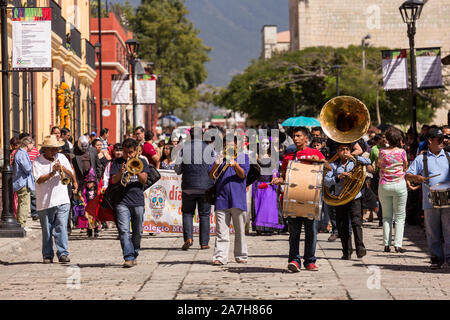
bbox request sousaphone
[320,96,371,206]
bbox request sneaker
[58,255,70,264]
[288,261,301,273]
[305,263,319,271]
[182,239,193,251]
[235,258,247,264]
[328,233,338,242]
[123,260,135,268]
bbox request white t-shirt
[33,153,73,211]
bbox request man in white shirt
[33,135,75,264]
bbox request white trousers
[213,208,248,264]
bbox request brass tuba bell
[320,96,371,206]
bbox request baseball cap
[90,131,97,137]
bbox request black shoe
[32,216,39,221]
[341,255,351,260]
[384,246,391,253]
[59,255,70,264]
[430,263,442,270]
[394,247,407,253]
[328,233,338,242]
[87,229,93,238]
[357,248,367,258]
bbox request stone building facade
[289,0,450,125]
[261,25,290,60]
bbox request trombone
[210,145,237,179]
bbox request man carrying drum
[273,127,325,272]
[406,128,450,270]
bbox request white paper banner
[382,50,408,91]
[416,48,443,89]
[136,77,157,104]
[111,80,130,105]
[12,8,52,70]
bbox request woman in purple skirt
[251,138,284,235]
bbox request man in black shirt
[110,138,150,268]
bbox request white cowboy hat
[39,135,65,148]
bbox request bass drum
[283,161,324,220]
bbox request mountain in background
[111,0,289,87]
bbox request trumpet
[120,145,144,187]
[210,145,237,179]
[56,160,71,185]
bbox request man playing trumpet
[33,135,75,264]
[110,138,151,268]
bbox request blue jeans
[182,193,211,246]
[37,203,70,259]
[424,207,450,265]
[288,217,317,267]
[319,202,329,231]
[116,205,144,261]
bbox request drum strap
[423,152,450,185]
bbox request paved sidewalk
[0,218,448,300]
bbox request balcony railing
[67,26,82,58]
[85,40,96,70]
[50,0,66,48]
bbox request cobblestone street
[0,217,449,300]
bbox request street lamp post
[332,65,342,96]
[399,0,424,147]
[95,42,103,132]
[361,34,371,70]
[125,39,140,130]
[0,0,25,237]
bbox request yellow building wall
[0,0,96,151]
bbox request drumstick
[424,174,440,180]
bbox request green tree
[124,0,211,113]
[216,46,446,126]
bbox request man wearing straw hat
[33,135,76,264]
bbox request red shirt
[281,147,325,173]
[142,142,157,166]
[28,147,40,163]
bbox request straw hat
[40,135,65,148]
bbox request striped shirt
[28,147,40,163]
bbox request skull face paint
[260,138,270,151]
[78,135,90,152]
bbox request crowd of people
[8,121,450,270]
